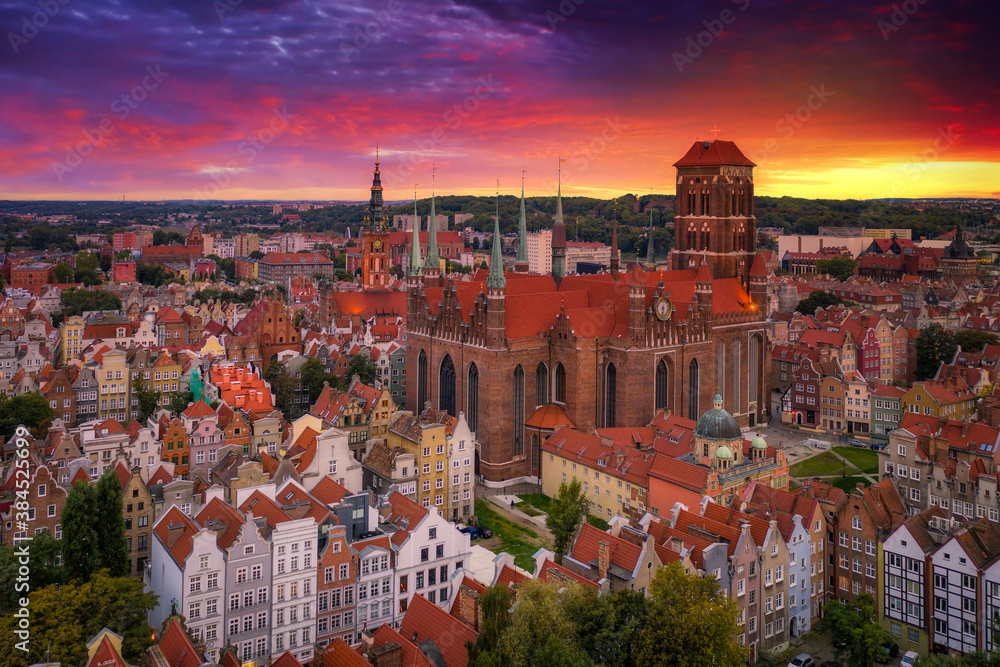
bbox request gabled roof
[384,491,428,547]
[320,638,369,667]
[182,399,217,419]
[673,139,756,167]
[238,490,293,529]
[368,623,432,667]
[152,505,200,568]
[537,558,599,589]
[569,522,643,576]
[195,496,247,552]
[155,617,205,667]
[399,594,479,667]
[309,475,350,506]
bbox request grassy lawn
[790,451,849,478]
[832,475,870,493]
[833,446,880,474]
[475,499,547,572]
[587,515,611,531]
[516,493,553,514]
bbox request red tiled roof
[384,491,429,547]
[238,490,292,529]
[570,522,642,575]
[153,505,199,567]
[182,399,217,419]
[270,652,304,667]
[321,638,369,667]
[368,623,432,667]
[148,466,173,486]
[310,475,350,505]
[157,617,206,667]
[399,594,478,667]
[195,496,247,552]
[86,632,131,667]
[537,558,599,589]
[673,140,756,167]
[290,427,319,473]
[113,461,131,493]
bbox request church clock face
[372,239,383,249]
[654,296,673,321]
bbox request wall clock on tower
[654,296,673,322]
[373,239,383,249]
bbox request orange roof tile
[399,594,478,667]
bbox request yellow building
[387,412,451,514]
[97,348,131,422]
[151,351,182,407]
[541,428,654,520]
[60,315,85,365]
[902,378,977,420]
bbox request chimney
[360,630,376,657]
[598,540,610,580]
[616,449,626,469]
[370,642,403,667]
[669,536,684,553]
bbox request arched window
[732,340,741,412]
[536,363,548,405]
[688,359,699,420]
[513,365,525,457]
[467,363,479,434]
[554,363,566,403]
[655,359,669,411]
[417,350,428,411]
[605,363,617,428]
[439,355,456,417]
[749,335,760,406]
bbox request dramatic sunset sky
[0,0,997,201]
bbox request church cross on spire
[487,179,506,289]
[710,125,721,140]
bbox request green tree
[300,358,337,403]
[496,579,593,667]
[99,253,112,273]
[566,587,648,667]
[815,256,858,281]
[796,290,847,315]
[915,323,956,380]
[822,593,892,667]
[264,362,301,422]
[61,481,102,582]
[0,392,56,439]
[168,388,195,416]
[249,250,265,260]
[53,262,74,282]
[76,251,99,273]
[60,288,121,317]
[546,479,588,563]
[635,562,745,667]
[0,532,63,613]
[954,329,1000,353]
[468,584,513,666]
[95,470,129,577]
[0,570,157,666]
[133,374,161,423]
[74,267,102,285]
[348,353,378,386]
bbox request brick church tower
[361,149,391,288]
[671,140,757,287]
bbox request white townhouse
[148,505,227,662]
[382,492,472,621]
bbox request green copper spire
[408,183,422,277]
[646,195,655,264]
[425,164,439,270]
[516,168,528,265]
[487,180,506,289]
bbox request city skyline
[1,0,997,201]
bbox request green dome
[751,434,767,449]
[715,445,733,459]
[694,393,742,441]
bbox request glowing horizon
[0,0,996,203]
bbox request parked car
[788,654,815,667]
[901,651,919,666]
[875,641,899,663]
[460,526,492,540]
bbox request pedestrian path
[825,448,878,485]
[486,494,552,535]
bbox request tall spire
[425,164,439,271]
[408,183,422,277]
[488,180,506,289]
[364,147,385,231]
[515,168,529,272]
[555,156,564,225]
[646,192,655,265]
[551,156,567,286]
